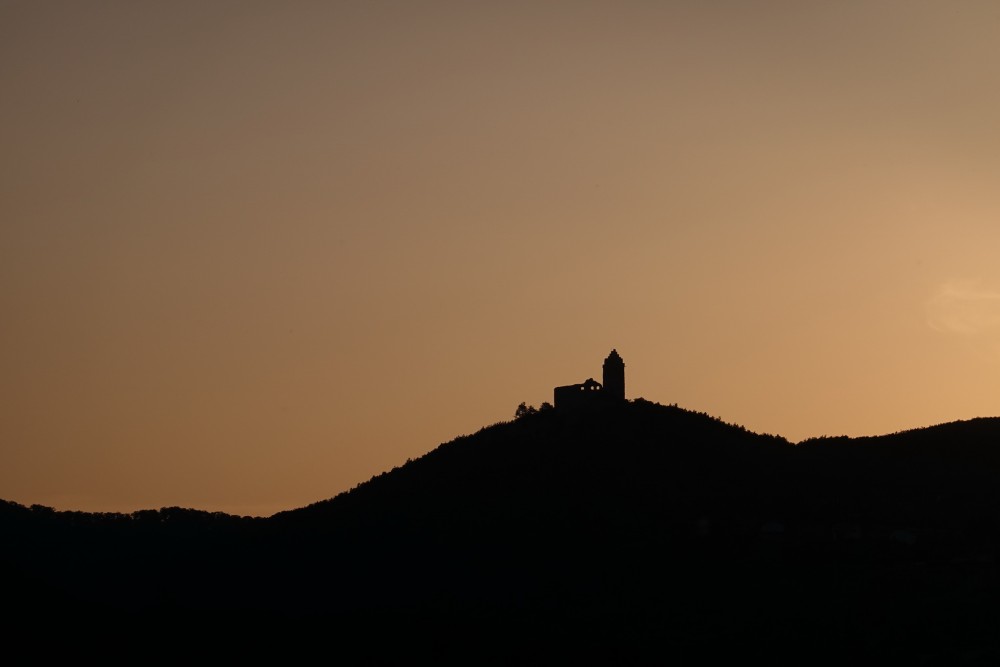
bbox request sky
[4,1,1000,516]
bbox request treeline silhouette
[6,400,1000,661]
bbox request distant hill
[5,400,1000,661]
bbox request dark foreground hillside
[6,400,1000,661]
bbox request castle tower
[602,349,625,401]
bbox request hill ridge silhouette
[6,399,1000,660]
[9,403,1000,521]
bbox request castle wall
[554,378,604,410]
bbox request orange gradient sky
[4,1,1000,516]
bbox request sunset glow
[4,1,1000,515]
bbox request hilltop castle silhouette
[554,349,625,410]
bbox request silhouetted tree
[515,402,537,419]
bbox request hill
[5,400,1000,661]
